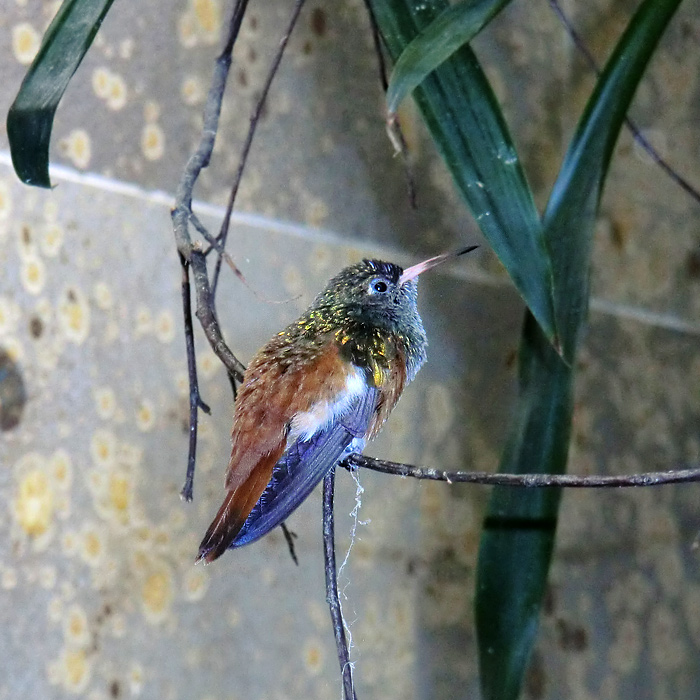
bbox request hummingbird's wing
[230,385,379,548]
[197,338,378,564]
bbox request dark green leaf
[7,0,116,187]
[545,0,683,362]
[476,312,572,700]
[476,1,682,698]
[386,0,513,115]
[370,0,558,345]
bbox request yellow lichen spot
[60,129,92,169]
[175,371,189,397]
[141,564,174,624]
[183,567,209,602]
[48,449,72,490]
[193,0,222,38]
[41,222,64,257]
[64,604,90,648]
[141,123,165,161]
[134,305,152,336]
[109,471,133,520]
[129,663,144,696]
[0,181,12,221]
[197,350,219,380]
[107,73,128,110]
[91,429,116,469]
[3,337,24,363]
[154,309,175,343]
[81,527,104,565]
[0,296,19,335]
[135,400,155,432]
[303,639,324,676]
[61,531,78,556]
[178,11,198,48]
[14,469,53,537]
[93,282,113,310]
[21,254,46,295]
[153,527,170,547]
[91,67,111,99]
[93,386,116,420]
[57,286,90,344]
[1,568,18,590]
[12,22,40,64]
[181,76,204,106]
[62,648,91,693]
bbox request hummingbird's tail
[196,460,277,564]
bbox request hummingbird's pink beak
[399,245,478,285]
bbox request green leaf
[545,0,684,362]
[7,0,116,187]
[476,313,572,700]
[476,1,683,698]
[370,0,558,345]
[386,0,513,115]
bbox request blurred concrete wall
[0,1,699,699]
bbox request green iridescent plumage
[268,259,428,385]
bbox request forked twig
[171,0,251,498]
[323,469,357,700]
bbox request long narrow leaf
[476,314,571,700]
[7,0,115,187]
[386,0,513,115]
[476,1,683,698]
[545,0,684,361]
[370,0,558,345]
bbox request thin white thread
[336,467,370,680]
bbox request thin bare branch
[211,0,308,297]
[346,453,700,488]
[173,0,251,259]
[323,470,357,700]
[171,0,251,494]
[179,254,211,502]
[549,0,700,207]
[362,0,417,208]
[190,248,246,382]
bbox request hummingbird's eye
[369,279,389,294]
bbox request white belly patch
[289,367,366,442]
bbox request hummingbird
[197,246,477,563]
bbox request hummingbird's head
[312,246,478,334]
[313,258,417,331]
